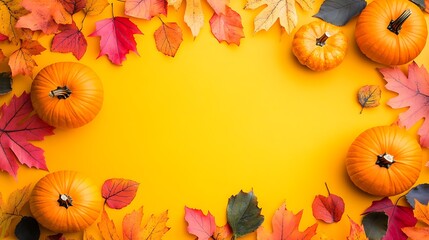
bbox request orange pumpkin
[355,0,427,65]
[31,62,104,128]
[292,20,347,71]
[29,171,102,233]
[346,126,422,196]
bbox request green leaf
[362,212,388,240]
[14,216,40,240]
[406,183,429,208]
[0,72,12,95]
[314,0,367,26]
[227,190,264,238]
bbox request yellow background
[1,0,429,239]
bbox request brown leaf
[84,0,109,15]
[8,40,46,77]
[358,85,381,114]
[154,21,183,57]
[141,210,170,239]
[98,209,121,240]
[123,207,144,240]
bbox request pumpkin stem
[58,194,73,209]
[387,9,412,35]
[49,86,72,99]
[376,153,395,169]
[316,32,331,47]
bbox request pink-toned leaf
[362,197,417,240]
[312,185,345,223]
[379,62,429,147]
[125,0,168,20]
[154,21,183,57]
[0,93,54,177]
[209,6,244,46]
[52,22,87,60]
[123,207,143,240]
[8,40,46,77]
[207,0,229,14]
[89,17,142,65]
[60,0,87,14]
[184,207,216,240]
[102,178,139,209]
[15,0,72,34]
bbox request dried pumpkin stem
[57,194,73,209]
[316,32,331,47]
[49,86,72,99]
[376,153,395,169]
[387,9,412,35]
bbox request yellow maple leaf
[84,0,109,16]
[0,0,32,42]
[141,210,170,239]
[0,185,32,238]
[245,0,314,34]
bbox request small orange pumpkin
[292,20,347,71]
[29,171,102,233]
[355,0,427,65]
[31,62,104,128]
[346,126,422,196]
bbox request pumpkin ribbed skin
[31,62,104,128]
[346,126,422,196]
[355,0,427,65]
[292,20,347,71]
[30,171,102,233]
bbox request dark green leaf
[227,190,264,238]
[411,0,425,10]
[0,72,12,95]
[406,183,429,208]
[362,212,388,240]
[14,216,40,240]
[314,0,367,26]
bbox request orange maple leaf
[402,201,429,239]
[154,21,183,57]
[98,209,121,240]
[8,40,46,77]
[256,202,318,240]
[15,0,72,34]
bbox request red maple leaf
[209,6,244,46]
[51,22,87,60]
[102,178,139,209]
[89,17,142,65]
[125,0,167,20]
[379,62,429,148]
[362,197,417,240]
[0,93,54,177]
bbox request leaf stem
[325,182,331,196]
[80,11,88,31]
[110,3,115,18]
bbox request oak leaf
[207,0,229,14]
[140,210,170,239]
[184,207,216,240]
[123,207,143,240]
[256,202,318,240]
[209,6,244,46]
[227,190,264,238]
[0,185,32,237]
[84,0,109,15]
[0,0,32,42]
[312,184,345,223]
[8,40,46,77]
[245,0,314,34]
[89,17,142,65]
[154,21,183,57]
[347,216,368,240]
[362,197,417,240]
[98,209,121,240]
[51,22,87,60]
[125,0,168,20]
[102,178,139,209]
[379,62,429,147]
[358,85,381,114]
[0,93,54,177]
[15,0,73,34]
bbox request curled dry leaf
[154,21,183,57]
[102,178,139,209]
[358,85,381,114]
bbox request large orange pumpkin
[355,0,427,65]
[29,171,102,233]
[31,62,104,128]
[346,126,422,196]
[292,20,347,71]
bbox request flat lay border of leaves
[1,0,429,239]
